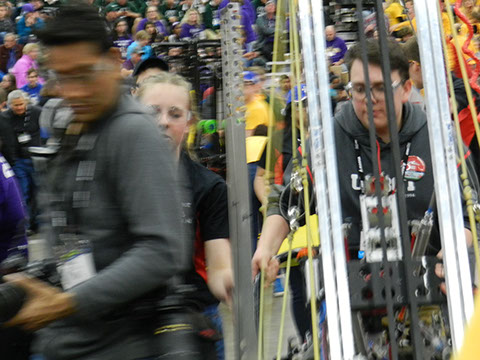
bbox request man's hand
[3,274,76,331]
[207,268,234,308]
[434,229,473,295]
[243,51,259,60]
[251,247,279,286]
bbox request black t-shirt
[181,152,229,308]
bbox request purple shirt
[113,35,133,59]
[0,155,27,263]
[220,0,256,44]
[180,23,205,40]
[326,36,347,64]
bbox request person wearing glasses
[252,39,474,340]
[137,72,233,360]
[3,4,191,360]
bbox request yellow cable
[290,0,320,358]
[443,0,480,283]
[276,232,294,360]
[258,0,287,358]
[258,267,266,360]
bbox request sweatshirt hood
[335,101,427,149]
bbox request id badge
[58,250,96,290]
[56,237,96,290]
[17,133,31,144]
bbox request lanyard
[354,139,411,194]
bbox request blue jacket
[16,16,45,38]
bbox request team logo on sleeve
[404,155,425,181]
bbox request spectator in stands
[390,0,416,34]
[111,18,133,60]
[403,36,425,110]
[0,33,22,75]
[325,25,348,66]
[0,88,7,111]
[253,0,267,18]
[145,21,165,43]
[126,30,153,60]
[160,0,182,29]
[0,90,42,230]
[384,0,407,38]
[132,57,169,87]
[254,0,276,62]
[121,45,144,78]
[11,43,42,89]
[16,3,44,44]
[179,0,196,20]
[135,6,168,38]
[203,0,222,33]
[168,21,182,42]
[137,72,233,360]
[103,0,142,29]
[244,71,271,138]
[1,73,16,96]
[0,3,14,43]
[278,74,291,101]
[20,68,42,105]
[180,8,205,40]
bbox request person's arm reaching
[251,214,289,284]
[205,238,233,306]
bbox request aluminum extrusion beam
[415,0,474,351]
[298,0,356,358]
[220,3,257,359]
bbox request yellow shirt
[245,94,271,131]
[385,2,405,27]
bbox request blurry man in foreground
[2,4,190,360]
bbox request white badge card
[17,133,31,144]
[58,252,96,290]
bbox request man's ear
[401,78,412,103]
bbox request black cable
[355,2,399,358]
[374,1,424,358]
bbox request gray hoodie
[334,101,436,252]
[35,95,190,360]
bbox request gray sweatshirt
[35,95,190,360]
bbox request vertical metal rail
[414,0,474,351]
[298,0,356,358]
[220,3,257,359]
[358,3,403,358]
